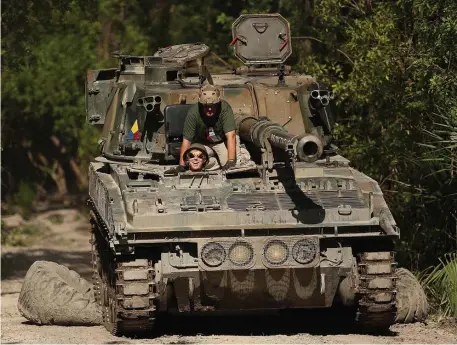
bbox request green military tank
[85,13,427,336]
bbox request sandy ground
[2,209,456,344]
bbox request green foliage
[420,252,457,318]
[1,223,47,247]
[2,0,101,198]
[47,214,64,225]
[11,182,36,219]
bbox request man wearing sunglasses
[170,84,239,174]
[183,144,209,172]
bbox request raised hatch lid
[153,43,210,65]
[231,13,292,65]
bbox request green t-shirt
[182,100,236,144]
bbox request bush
[11,182,36,219]
[1,223,47,247]
[419,252,457,319]
[47,214,64,225]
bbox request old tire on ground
[395,268,428,323]
[17,260,102,326]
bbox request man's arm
[221,101,237,163]
[179,138,191,166]
[225,130,236,161]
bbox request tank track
[355,251,397,329]
[105,258,157,335]
[90,217,157,336]
[91,242,101,303]
[90,219,103,306]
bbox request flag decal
[127,119,141,140]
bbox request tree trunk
[69,159,88,188]
[50,161,68,197]
[50,136,88,188]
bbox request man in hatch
[183,144,209,172]
[169,84,241,173]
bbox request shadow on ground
[142,309,398,338]
[1,248,92,281]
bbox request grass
[419,252,457,320]
[47,213,64,225]
[1,222,48,247]
[11,182,36,219]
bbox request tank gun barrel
[238,117,323,163]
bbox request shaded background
[1,0,456,270]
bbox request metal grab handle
[280,39,289,51]
[252,22,268,33]
[229,35,247,46]
[229,35,239,46]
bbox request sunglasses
[187,152,206,159]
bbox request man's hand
[222,159,236,171]
[164,165,187,176]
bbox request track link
[355,251,397,330]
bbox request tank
[86,14,401,336]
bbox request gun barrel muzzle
[295,134,324,162]
[238,117,323,163]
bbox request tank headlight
[264,240,289,265]
[292,239,318,264]
[201,242,226,267]
[228,241,253,266]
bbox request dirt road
[2,209,456,344]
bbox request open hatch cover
[153,43,210,65]
[231,13,292,65]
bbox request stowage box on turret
[85,14,426,336]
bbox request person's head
[198,84,221,117]
[183,144,208,172]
